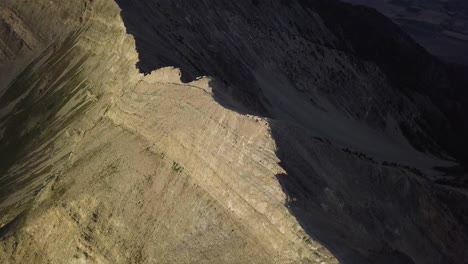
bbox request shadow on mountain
[303,0,468,169]
[275,170,416,264]
[271,124,420,264]
[114,0,468,263]
[114,0,268,116]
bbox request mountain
[341,0,468,65]
[0,0,467,263]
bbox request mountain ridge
[0,0,467,263]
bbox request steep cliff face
[0,0,467,264]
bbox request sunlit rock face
[0,0,467,264]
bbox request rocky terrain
[0,0,467,263]
[341,0,468,65]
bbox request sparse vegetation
[342,148,377,164]
[171,161,184,173]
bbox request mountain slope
[0,0,467,263]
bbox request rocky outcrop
[0,0,467,263]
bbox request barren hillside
[0,0,467,263]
